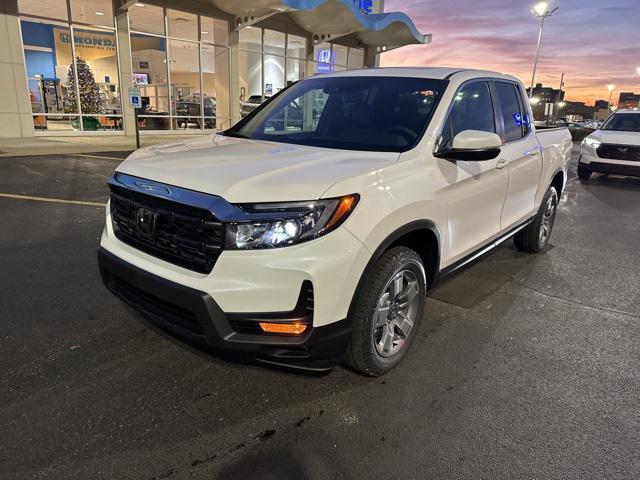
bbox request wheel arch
[347,220,441,319]
[550,168,565,196]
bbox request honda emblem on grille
[617,147,628,154]
[135,207,158,237]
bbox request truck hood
[590,130,640,146]
[117,134,399,203]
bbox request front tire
[344,247,426,376]
[514,186,559,253]
[578,164,591,181]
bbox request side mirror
[434,130,502,161]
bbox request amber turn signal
[259,322,308,335]
[325,194,359,230]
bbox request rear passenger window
[494,82,525,142]
[439,81,495,150]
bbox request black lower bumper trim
[580,161,640,178]
[98,248,352,370]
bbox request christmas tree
[64,56,102,115]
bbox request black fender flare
[548,167,567,195]
[347,220,441,319]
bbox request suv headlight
[582,137,601,149]
[225,194,359,249]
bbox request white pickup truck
[99,68,572,376]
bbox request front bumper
[579,150,640,177]
[99,248,352,370]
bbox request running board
[439,218,534,278]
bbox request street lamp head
[607,84,615,92]
[636,67,640,76]
[531,2,558,17]
[532,2,548,16]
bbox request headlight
[226,194,359,249]
[582,137,601,149]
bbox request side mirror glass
[435,130,502,161]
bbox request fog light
[259,322,308,335]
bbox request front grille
[109,185,224,274]
[596,144,640,162]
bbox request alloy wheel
[539,190,558,246]
[373,269,421,358]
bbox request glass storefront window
[73,27,121,113]
[239,27,262,52]
[264,30,285,55]
[239,49,263,102]
[348,48,364,69]
[20,0,123,133]
[70,0,114,27]
[130,11,231,131]
[128,3,164,36]
[287,34,307,59]
[33,115,80,132]
[201,44,230,129]
[333,44,348,68]
[286,57,305,85]
[131,34,169,116]
[264,55,285,96]
[201,16,228,46]
[18,0,68,21]
[167,9,197,41]
[169,40,201,123]
[21,21,78,115]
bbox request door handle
[527,147,541,156]
[496,158,508,170]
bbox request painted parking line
[73,153,127,161]
[0,192,105,207]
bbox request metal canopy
[210,0,431,51]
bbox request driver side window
[439,81,496,149]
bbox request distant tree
[64,56,102,115]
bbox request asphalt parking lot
[1,148,639,479]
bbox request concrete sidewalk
[0,134,204,157]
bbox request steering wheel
[382,126,418,143]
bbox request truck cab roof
[320,67,522,85]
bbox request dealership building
[0,0,429,139]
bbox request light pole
[607,84,615,111]
[529,2,559,97]
[637,68,640,108]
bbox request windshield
[601,113,640,132]
[225,76,446,152]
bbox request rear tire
[577,164,591,181]
[514,185,559,253]
[344,247,426,376]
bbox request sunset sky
[380,0,640,105]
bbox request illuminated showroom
[0,0,430,137]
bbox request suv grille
[109,185,224,274]
[596,144,640,162]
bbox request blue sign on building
[354,0,373,14]
[316,49,336,73]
